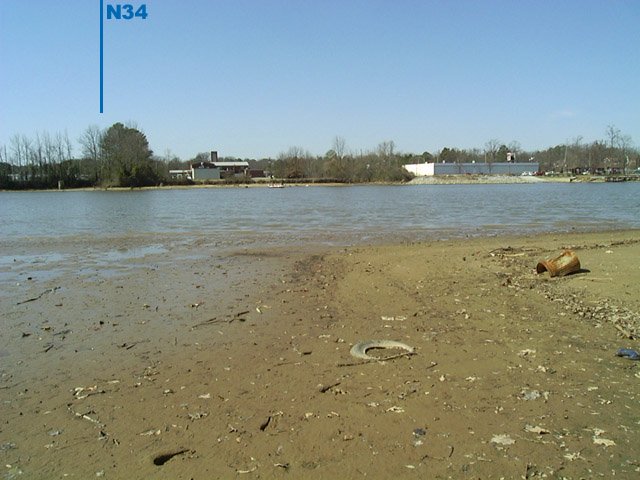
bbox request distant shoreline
[2,174,621,193]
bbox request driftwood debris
[17,287,60,305]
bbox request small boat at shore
[268,183,285,188]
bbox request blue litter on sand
[616,348,640,360]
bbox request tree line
[0,122,164,189]
[1,123,637,190]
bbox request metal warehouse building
[404,162,539,176]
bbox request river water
[1,183,639,247]
[0,182,638,294]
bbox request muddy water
[2,183,639,246]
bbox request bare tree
[606,124,621,149]
[377,140,395,158]
[10,134,32,180]
[278,146,310,179]
[33,132,45,176]
[332,136,347,159]
[604,125,634,173]
[79,125,104,181]
[56,131,72,161]
[484,139,500,173]
[569,135,584,171]
[618,133,633,173]
[508,141,521,162]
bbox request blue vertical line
[100,0,104,113]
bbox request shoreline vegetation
[2,123,638,191]
[1,229,638,478]
[3,173,639,193]
[3,168,639,193]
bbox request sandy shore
[1,230,639,479]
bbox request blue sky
[1,0,638,160]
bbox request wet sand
[1,230,639,479]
